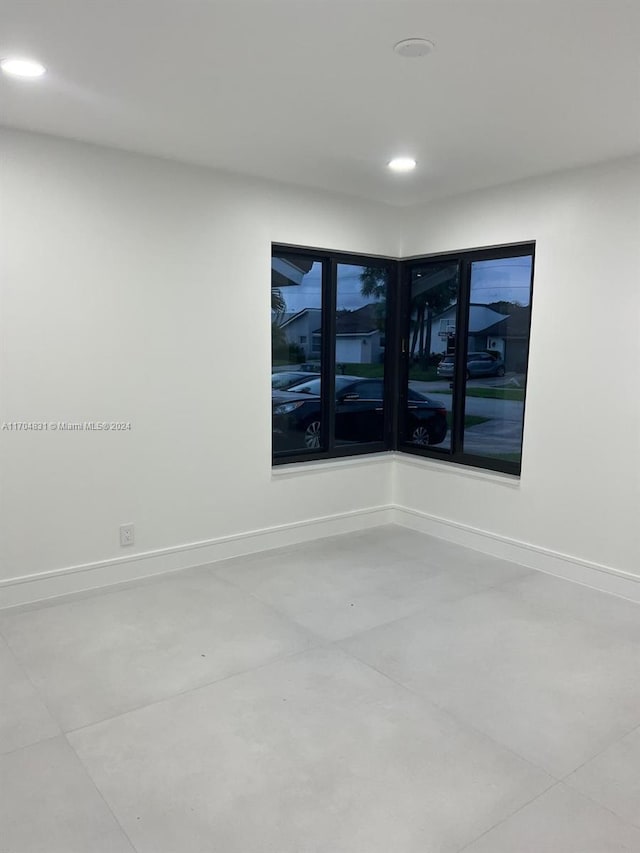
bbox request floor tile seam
[0,539,526,624]
[496,569,640,616]
[210,550,420,588]
[206,554,448,637]
[63,641,332,738]
[0,565,204,619]
[0,731,62,761]
[0,530,377,617]
[253,580,483,645]
[560,718,640,783]
[214,555,640,642]
[559,774,640,834]
[319,574,530,647]
[0,540,328,620]
[205,571,331,645]
[333,640,560,785]
[0,632,63,742]
[372,553,523,586]
[208,531,392,572]
[560,717,640,832]
[335,616,640,782]
[454,779,564,852]
[441,571,640,645]
[0,572,328,730]
[220,555,537,645]
[62,731,141,853]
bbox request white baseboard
[0,506,394,609]
[3,502,638,610]
[391,505,640,604]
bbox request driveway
[410,377,525,457]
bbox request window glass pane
[405,262,459,450]
[271,254,323,455]
[462,255,533,465]
[334,263,388,446]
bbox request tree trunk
[424,308,433,358]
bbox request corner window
[404,260,460,453]
[272,248,394,463]
[399,244,534,475]
[272,242,534,475]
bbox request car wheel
[304,420,321,449]
[411,424,431,446]
[496,366,505,377]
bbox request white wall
[396,156,640,578]
[0,129,395,594]
[2,129,638,604]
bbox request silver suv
[437,352,505,379]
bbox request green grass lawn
[407,366,439,381]
[437,386,525,402]
[338,364,440,382]
[337,363,384,378]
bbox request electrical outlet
[120,523,135,547]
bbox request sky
[469,257,533,306]
[275,263,377,314]
[273,256,533,315]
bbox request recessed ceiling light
[388,157,417,173]
[393,38,435,59]
[1,57,47,79]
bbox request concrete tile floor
[1,525,639,852]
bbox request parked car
[272,370,321,390]
[437,352,505,379]
[273,376,447,452]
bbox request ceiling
[1,0,639,206]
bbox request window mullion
[322,258,337,453]
[383,260,401,450]
[451,258,470,457]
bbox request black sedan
[273,376,447,452]
[271,370,321,390]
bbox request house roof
[279,308,321,328]
[335,304,382,335]
[482,306,531,339]
[272,256,315,289]
[433,303,510,333]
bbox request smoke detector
[393,38,435,59]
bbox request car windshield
[288,378,321,395]
[407,388,428,402]
[272,373,299,389]
[287,376,358,396]
[334,377,356,393]
[441,356,454,364]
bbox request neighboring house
[429,304,510,355]
[481,305,531,372]
[277,303,384,364]
[335,304,384,365]
[279,308,322,360]
[271,255,314,289]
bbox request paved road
[409,378,525,456]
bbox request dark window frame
[398,242,535,476]
[272,244,398,466]
[272,241,535,475]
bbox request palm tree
[360,267,388,331]
[409,265,458,360]
[360,266,457,359]
[271,287,286,323]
